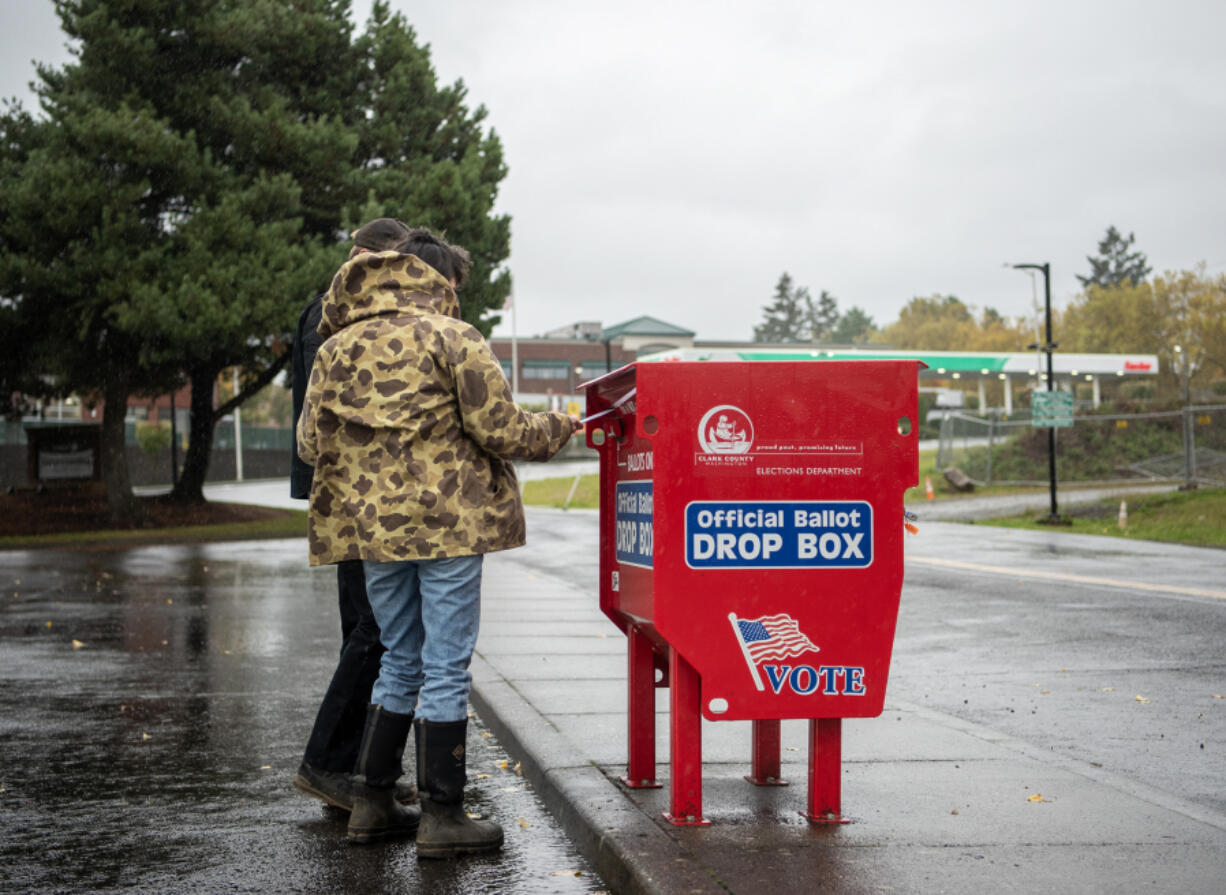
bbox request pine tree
[1077,226,1152,289]
[0,0,513,513]
[754,273,809,342]
[804,289,840,342]
[829,306,876,344]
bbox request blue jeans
[362,555,484,723]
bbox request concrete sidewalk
[470,508,1226,895]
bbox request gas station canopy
[639,346,1160,381]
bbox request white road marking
[908,556,1226,601]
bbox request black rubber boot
[293,759,417,812]
[347,705,421,844]
[415,718,503,859]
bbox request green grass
[0,510,308,550]
[976,487,1226,549]
[907,449,1043,502]
[520,466,1225,551]
[521,473,599,509]
[904,448,1137,504]
[526,454,1079,511]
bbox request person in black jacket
[290,218,416,813]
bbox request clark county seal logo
[698,405,754,454]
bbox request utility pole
[1174,344,1197,489]
[233,367,244,482]
[1013,262,1061,522]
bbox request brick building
[488,315,696,404]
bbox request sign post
[1030,390,1073,428]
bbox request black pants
[302,560,385,773]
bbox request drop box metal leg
[664,646,708,825]
[621,625,661,789]
[803,718,849,824]
[746,719,788,785]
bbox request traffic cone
[1118,500,1127,529]
[924,476,934,501]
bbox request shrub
[135,421,173,457]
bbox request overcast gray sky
[5,1,1224,342]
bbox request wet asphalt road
[0,541,607,895]
[893,526,1226,817]
[517,508,1226,821]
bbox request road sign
[1031,390,1073,428]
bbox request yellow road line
[908,555,1226,601]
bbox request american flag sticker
[729,612,820,692]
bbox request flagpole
[509,292,519,399]
[728,613,765,691]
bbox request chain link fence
[936,404,1226,487]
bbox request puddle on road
[0,546,608,894]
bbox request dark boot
[293,759,417,812]
[347,705,421,844]
[415,718,503,859]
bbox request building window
[576,361,612,379]
[499,360,512,380]
[522,360,571,380]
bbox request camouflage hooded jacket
[296,251,574,566]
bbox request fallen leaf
[141,733,151,741]
[71,640,85,650]
[1041,690,1051,695]
[551,870,583,877]
[481,731,493,738]
[514,762,522,776]
[951,808,959,815]
[502,786,521,793]
[166,598,173,605]
[259,765,272,770]
[1213,694,1224,700]
[1135,695,1151,704]
[516,817,530,829]
[1100,687,1114,692]
[45,621,52,628]
[497,760,509,770]
[1027,793,1046,802]
[474,773,491,780]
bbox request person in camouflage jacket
[297,254,574,564]
[297,228,579,855]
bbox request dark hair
[350,218,413,251]
[394,228,472,289]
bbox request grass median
[520,465,1225,551]
[974,487,1226,549]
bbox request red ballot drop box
[581,360,919,824]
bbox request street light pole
[1174,344,1197,489]
[1013,262,1060,521]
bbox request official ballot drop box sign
[583,360,920,822]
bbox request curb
[469,652,724,895]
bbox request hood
[318,251,460,337]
